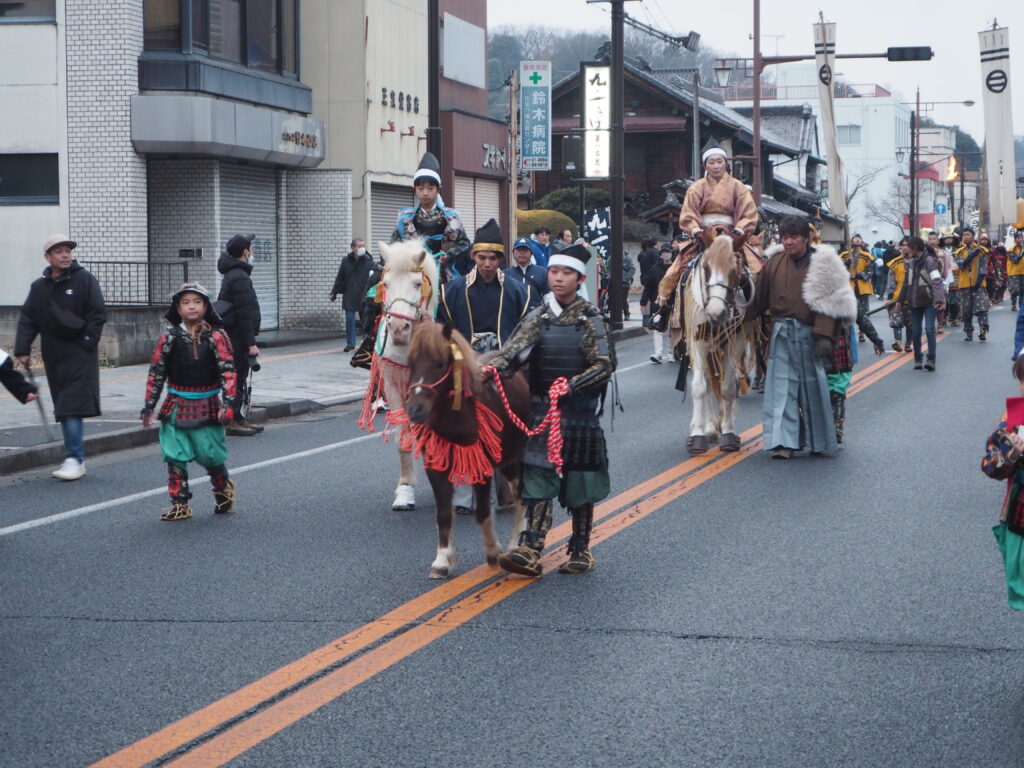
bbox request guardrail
[79,260,189,306]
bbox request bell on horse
[405,321,530,579]
[358,238,440,511]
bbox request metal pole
[692,70,700,179]
[426,0,441,161]
[608,0,625,326]
[910,103,917,235]
[751,0,763,204]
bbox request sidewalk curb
[1,329,644,475]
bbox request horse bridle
[410,342,467,410]
[383,264,434,323]
[702,250,752,314]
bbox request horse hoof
[719,433,740,452]
[686,435,708,455]
[392,484,415,511]
[486,553,499,567]
[428,567,449,579]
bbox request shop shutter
[220,164,279,330]
[453,175,501,243]
[369,183,411,259]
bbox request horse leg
[427,469,456,579]
[392,447,416,511]
[686,353,710,454]
[719,357,740,452]
[473,480,501,567]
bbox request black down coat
[14,261,107,420]
[217,253,262,348]
[331,251,374,312]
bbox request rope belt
[482,365,570,476]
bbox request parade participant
[927,231,952,327]
[487,244,615,575]
[991,243,1009,305]
[954,227,990,342]
[745,215,856,459]
[440,218,528,515]
[393,151,471,279]
[980,356,1024,609]
[504,237,548,309]
[905,236,947,371]
[651,138,759,328]
[330,237,374,352]
[141,283,237,522]
[15,234,108,481]
[943,234,962,327]
[642,245,673,362]
[217,233,263,436]
[839,233,886,354]
[825,326,855,444]
[885,239,912,352]
[0,347,38,404]
[1008,232,1024,312]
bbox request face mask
[357,247,367,256]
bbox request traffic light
[886,46,934,62]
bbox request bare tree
[864,176,910,237]
[844,166,885,208]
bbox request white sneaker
[53,457,86,481]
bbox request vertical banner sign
[583,65,611,178]
[979,26,1017,226]
[520,61,551,171]
[813,22,847,217]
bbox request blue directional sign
[934,202,948,214]
[520,61,551,171]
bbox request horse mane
[409,322,482,398]
[378,238,441,313]
[704,235,736,274]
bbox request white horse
[358,239,440,510]
[677,234,758,455]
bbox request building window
[838,125,861,145]
[209,0,243,63]
[143,0,299,77]
[0,0,55,22]
[0,154,59,205]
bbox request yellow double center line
[91,348,919,767]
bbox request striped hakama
[763,317,837,455]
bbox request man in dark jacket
[504,237,547,309]
[330,237,374,351]
[217,234,263,436]
[15,234,107,480]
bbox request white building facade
[0,0,351,346]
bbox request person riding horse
[650,138,762,333]
[392,151,471,282]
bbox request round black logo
[819,64,832,87]
[987,69,1008,94]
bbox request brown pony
[405,322,530,578]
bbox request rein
[482,365,570,476]
[382,265,435,322]
[412,342,467,411]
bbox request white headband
[548,253,587,276]
[702,147,727,163]
[413,169,441,185]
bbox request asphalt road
[3,307,1024,768]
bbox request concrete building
[313,0,510,255]
[720,62,914,242]
[0,0,348,362]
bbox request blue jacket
[504,263,548,309]
[440,270,529,348]
[532,238,551,268]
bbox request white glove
[691,228,702,238]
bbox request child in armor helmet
[141,283,238,521]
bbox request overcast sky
[487,0,1023,142]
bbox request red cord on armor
[481,365,570,475]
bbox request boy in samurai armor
[486,244,616,576]
[393,151,471,281]
[141,283,238,521]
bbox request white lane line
[0,433,381,537]
[1,347,659,537]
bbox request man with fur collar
[746,215,857,458]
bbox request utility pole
[508,69,519,248]
[426,0,441,163]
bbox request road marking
[88,345,914,767]
[0,433,380,537]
